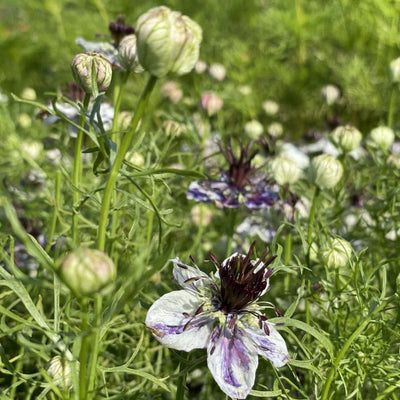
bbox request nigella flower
[187,141,279,209]
[145,243,290,399]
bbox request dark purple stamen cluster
[210,242,275,313]
[219,141,259,188]
[109,15,135,46]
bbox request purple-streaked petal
[171,258,211,290]
[145,290,213,351]
[245,323,290,367]
[187,180,241,208]
[207,324,258,399]
[243,184,280,209]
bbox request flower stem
[387,84,396,128]
[72,93,91,247]
[96,75,157,251]
[79,298,90,400]
[307,187,320,250]
[283,229,292,293]
[46,171,61,253]
[87,294,103,399]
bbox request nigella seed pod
[117,34,144,73]
[60,247,116,297]
[270,156,302,185]
[320,237,353,268]
[330,125,362,153]
[71,52,112,94]
[310,154,343,189]
[136,6,202,78]
[244,120,263,139]
[47,356,72,389]
[367,126,395,152]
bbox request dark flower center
[210,242,275,313]
[219,141,259,188]
[109,15,135,46]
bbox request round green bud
[321,84,340,106]
[311,154,343,189]
[267,122,284,138]
[320,237,352,268]
[60,247,116,297]
[271,156,302,185]
[47,356,72,390]
[136,6,202,77]
[367,126,395,151]
[330,125,362,152]
[244,119,263,138]
[262,100,279,116]
[117,34,143,72]
[71,52,112,94]
[387,154,400,169]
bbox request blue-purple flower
[187,142,279,209]
[145,244,290,399]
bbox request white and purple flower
[145,244,290,399]
[187,142,279,209]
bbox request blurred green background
[1,0,400,136]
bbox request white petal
[145,290,213,351]
[207,324,258,399]
[245,323,290,367]
[171,258,211,290]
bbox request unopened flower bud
[200,92,223,116]
[330,125,362,152]
[387,154,400,169]
[163,120,184,137]
[160,81,183,104]
[390,57,400,83]
[321,84,340,106]
[311,154,343,189]
[21,87,37,101]
[271,156,302,185]
[267,122,284,138]
[262,100,279,116]
[117,34,143,72]
[244,119,263,138]
[320,237,352,268]
[60,247,116,297]
[136,6,202,77]
[71,52,112,94]
[194,60,207,74]
[208,63,226,81]
[367,126,395,151]
[47,356,72,389]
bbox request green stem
[283,229,292,293]
[109,72,128,255]
[96,75,157,251]
[87,295,103,399]
[79,298,90,400]
[307,187,320,249]
[72,94,91,247]
[46,171,61,253]
[321,299,390,399]
[388,84,396,128]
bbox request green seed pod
[47,356,72,390]
[60,247,116,297]
[271,156,302,185]
[117,34,144,73]
[330,125,362,152]
[136,6,202,77]
[367,126,395,152]
[310,154,343,189]
[71,52,112,94]
[320,237,352,268]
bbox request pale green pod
[311,154,343,189]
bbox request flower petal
[207,324,258,399]
[171,258,211,290]
[145,290,213,351]
[245,323,290,367]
